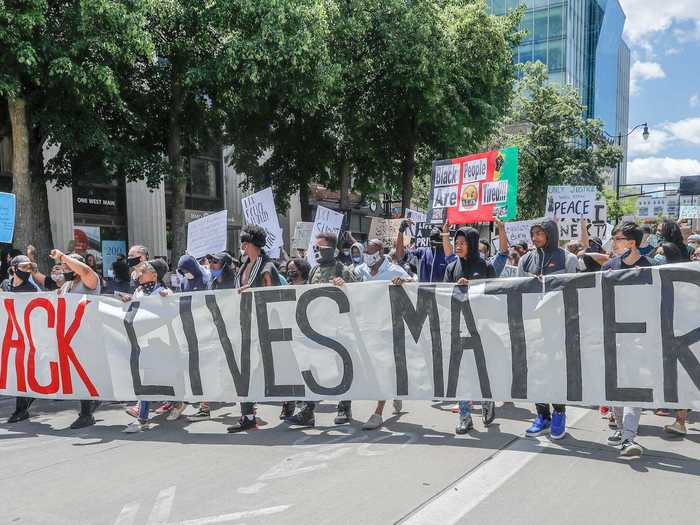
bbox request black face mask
[287,270,299,281]
[14,269,31,282]
[63,271,76,282]
[127,256,142,268]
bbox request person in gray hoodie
[518,219,577,440]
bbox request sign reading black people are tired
[1,264,699,409]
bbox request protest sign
[558,200,609,241]
[292,222,314,251]
[307,205,344,266]
[405,208,427,224]
[101,240,126,278]
[242,188,282,258]
[2,265,699,410]
[187,210,228,259]
[504,218,545,247]
[545,186,596,220]
[426,147,519,224]
[679,205,700,219]
[369,217,411,247]
[0,192,16,243]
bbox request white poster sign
[186,210,228,259]
[405,208,427,224]
[292,222,314,251]
[242,188,282,258]
[307,205,344,267]
[679,205,700,219]
[504,218,544,246]
[546,186,597,219]
[3,266,700,410]
[559,200,608,241]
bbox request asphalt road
[0,397,697,525]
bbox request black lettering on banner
[179,295,203,396]
[123,302,175,396]
[205,294,251,396]
[295,287,353,396]
[447,286,492,398]
[601,269,654,402]
[545,273,597,402]
[254,289,305,397]
[659,267,700,402]
[389,285,443,397]
[484,278,542,399]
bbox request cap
[10,255,31,266]
[211,252,233,266]
[146,259,169,282]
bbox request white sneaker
[362,413,383,430]
[123,421,149,433]
[166,403,184,421]
[392,400,403,414]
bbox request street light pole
[606,122,650,203]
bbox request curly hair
[241,224,267,248]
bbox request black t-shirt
[602,253,653,271]
[9,279,41,293]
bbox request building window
[533,8,548,41]
[533,41,548,64]
[549,5,564,38]
[188,157,218,199]
[520,11,533,42]
[548,38,565,71]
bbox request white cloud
[665,117,700,145]
[620,0,700,43]
[627,128,672,157]
[690,94,700,108]
[629,61,666,95]
[627,157,700,183]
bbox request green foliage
[498,61,624,219]
[603,187,637,222]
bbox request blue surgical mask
[654,254,667,265]
[352,256,362,264]
[210,268,223,279]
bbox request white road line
[171,505,290,525]
[400,407,590,525]
[114,502,140,525]
[147,486,176,525]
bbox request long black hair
[659,219,689,260]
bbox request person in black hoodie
[518,219,577,440]
[444,227,497,434]
[177,254,210,292]
[207,252,237,290]
[5,255,41,423]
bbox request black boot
[285,407,315,428]
[279,402,295,420]
[227,416,256,433]
[334,401,352,425]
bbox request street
[0,398,697,525]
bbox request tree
[0,1,156,268]
[499,61,624,219]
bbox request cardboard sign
[405,208,427,224]
[187,210,228,259]
[504,218,545,247]
[413,222,457,249]
[679,205,700,219]
[426,147,519,224]
[292,222,314,250]
[368,218,411,247]
[558,200,608,241]
[307,205,344,267]
[242,188,282,258]
[0,192,16,243]
[545,186,596,220]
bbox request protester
[489,218,510,277]
[638,225,655,256]
[177,254,209,292]
[350,241,364,269]
[103,258,131,295]
[443,227,497,434]
[396,220,454,283]
[518,219,577,439]
[283,231,357,428]
[692,245,700,261]
[286,258,310,286]
[338,239,354,266]
[654,242,684,265]
[227,225,282,433]
[120,259,173,432]
[207,252,237,290]
[657,219,691,261]
[127,245,149,291]
[5,255,42,423]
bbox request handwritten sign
[242,188,282,258]
[504,218,544,247]
[187,210,228,259]
[679,205,700,220]
[368,218,411,247]
[0,192,17,243]
[307,205,344,267]
[292,222,314,250]
[545,186,596,220]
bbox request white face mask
[184,272,195,280]
[364,251,383,267]
[577,257,587,272]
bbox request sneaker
[455,415,474,435]
[166,403,184,421]
[362,413,383,430]
[187,409,211,422]
[69,414,96,429]
[550,411,566,440]
[334,404,352,425]
[599,406,609,417]
[279,402,295,420]
[392,400,403,415]
[619,440,642,457]
[125,405,139,418]
[654,409,671,417]
[123,421,150,433]
[525,416,551,437]
[155,402,173,414]
[7,410,30,423]
[285,409,315,428]
[227,416,256,433]
[664,420,687,436]
[481,401,496,426]
[607,430,623,445]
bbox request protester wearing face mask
[442,227,498,434]
[396,219,455,283]
[657,219,691,261]
[687,233,700,253]
[518,219,577,440]
[337,240,354,266]
[4,255,42,424]
[227,225,283,433]
[120,259,174,433]
[104,259,131,294]
[127,245,149,291]
[350,242,364,269]
[207,252,237,290]
[283,231,357,427]
[285,258,310,285]
[177,254,209,292]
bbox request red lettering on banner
[1,299,27,391]
[56,298,98,396]
[24,298,60,395]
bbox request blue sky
[619,0,700,183]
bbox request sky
[619,0,700,184]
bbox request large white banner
[1,265,699,409]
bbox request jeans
[458,401,471,417]
[138,401,150,422]
[303,400,351,413]
[535,403,565,419]
[613,406,641,442]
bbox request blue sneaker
[550,411,566,440]
[525,415,551,437]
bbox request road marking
[399,407,590,525]
[171,505,289,525]
[147,486,176,525]
[114,502,140,525]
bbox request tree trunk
[339,157,351,211]
[168,73,187,259]
[29,129,53,272]
[400,141,416,215]
[299,183,312,222]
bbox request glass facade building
[489,0,631,182]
